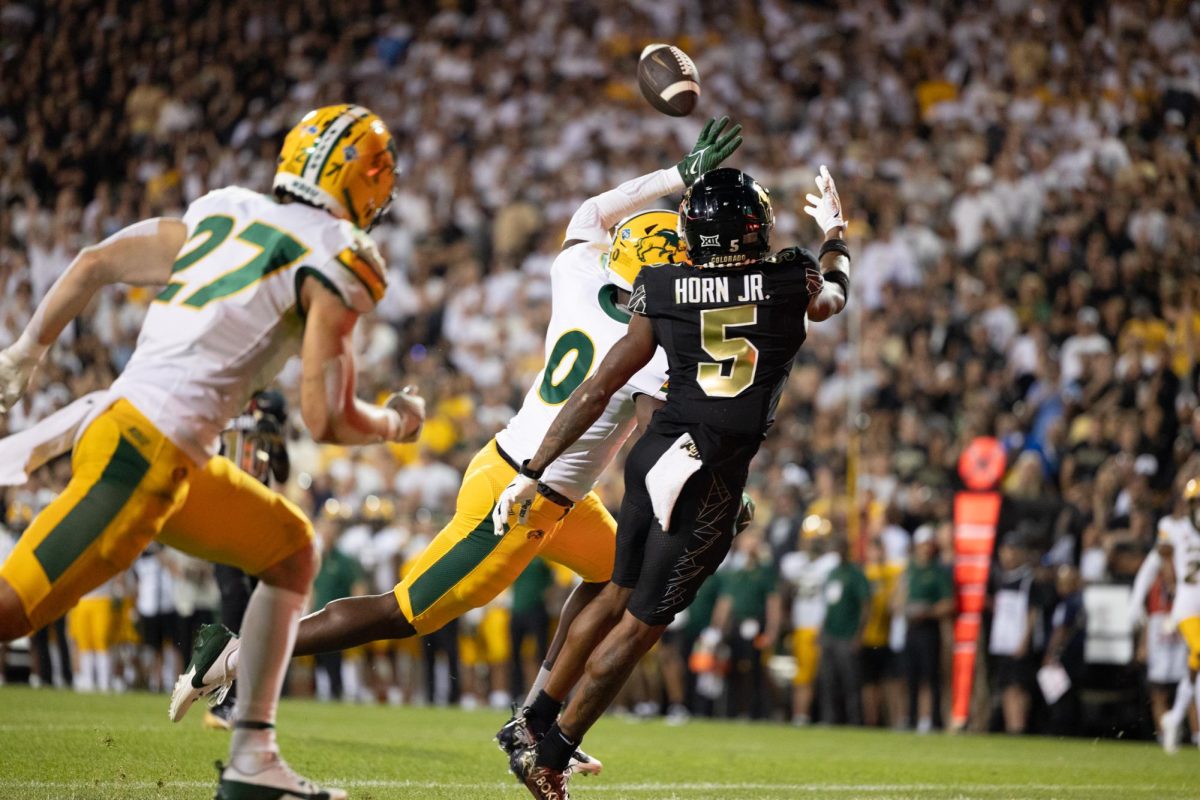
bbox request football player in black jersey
[493,165,850,797]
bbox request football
[637,43,701,117]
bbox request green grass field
[0,686,1191,800]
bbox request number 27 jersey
[111,187,384,465]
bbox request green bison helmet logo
[635,227,682,264]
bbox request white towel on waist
[0,391,110,486]
[645,432,704,531]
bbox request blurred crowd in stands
[1,0,1199,740]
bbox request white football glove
[492,473,539,535]
[803,165,847,235]
[384,385,425,443]
[0,336,46,414]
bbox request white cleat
[1161,712,1181,755]
[216,754,346,800]
[169,623,239,722]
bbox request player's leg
[158,454,345,798]
[1175,616,1200,750]
[299,441,562,656]
[0,401,190,643]
[519,462,743,791]
[531,491,617,703]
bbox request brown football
[637,43,701,117]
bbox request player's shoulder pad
[764,246,822,297]
[765,246,819,268]
[628,263,671,316]
[183,185,258,222]
[306,220,387,314]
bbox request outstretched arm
[492,314,658,531]
[803,165,850,322]
[563,116,743,248]
[299,277,424,445]
[0,218,188,412]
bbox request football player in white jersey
[0,104,424,800]
[170,117,743,772]
[1130,478,1200,753]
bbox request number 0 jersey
[494,241,668,502]
[629,247,823,461]
[111,187,384,464]
[1158,516,1200,620]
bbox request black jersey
[629,246,823,462]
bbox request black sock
[525,690,563,739]
[535,723,579,772]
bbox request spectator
[861,536,904,727]
[508,558,553,701]
[780,525,839,725]
[987,532,1053,734]
[710,531,781,720]
[901,525,954,733]
[311,518,366,702]
[818,537,871,726]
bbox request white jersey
[494,241,668,501]
[1158,516,1200,620]
[780,550,840,630]
[111,187,381,464]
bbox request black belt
[494,442,574,509]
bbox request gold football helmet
[274,104,398,230]
[606,209,686,292]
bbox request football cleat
[1161,711,1181,755]
[170,623,239,723]
[509,746,571,800]
[214,757,346,800]
[496,709,602,776]
[204,696,236,731]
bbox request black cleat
[496,708,602,776]
[510,746,572,800]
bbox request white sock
[1166,676,1194,724]
[77,652,95,692]
[230,585,305,769]
[524,665,553,708]
[95,650,113,692]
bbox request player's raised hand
[492,473,539,535]
[0,337,45,414]
[384,385,425,443]
[803,165,847,235]
[677,116,743,185]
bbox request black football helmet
[679,168,773,267]
[221,390,290,485]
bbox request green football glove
[735,491,756,535]
[677,116,743,185]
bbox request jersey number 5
[698,305,759,398]
[157,215,309,308]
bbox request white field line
[0,780,1163,792]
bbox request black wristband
[823,269,850,296]
[818,238,851,261]
[519,459,544,480]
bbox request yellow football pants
[1178,616,1200,672]
[1,399,313,631]
[394,439,615,635]
[792,627,821,686]
[67,597,117,652]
